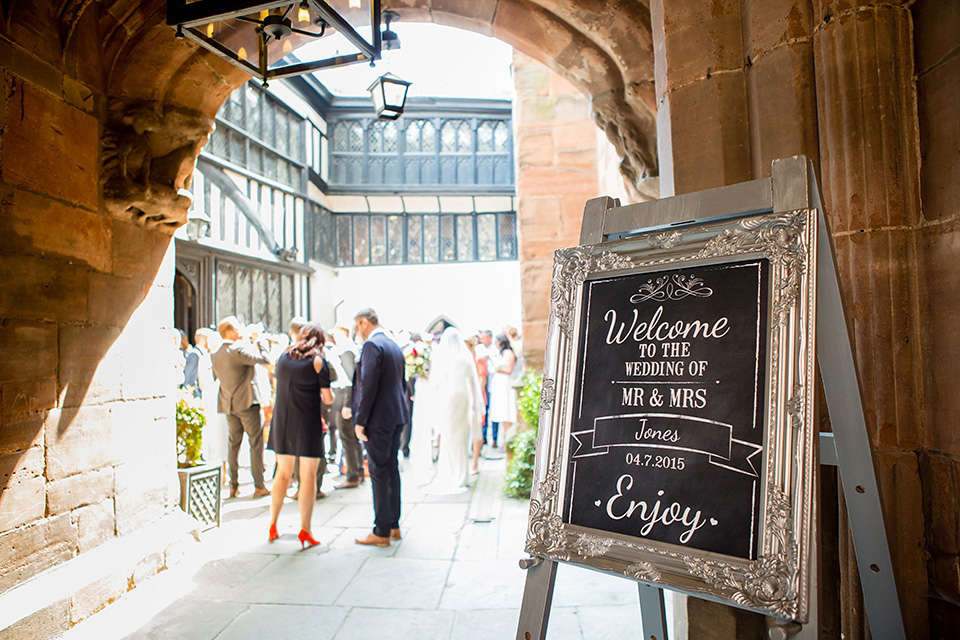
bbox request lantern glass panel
[383,81,408,109]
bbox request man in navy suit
[352,308,410,546]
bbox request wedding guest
[181,329,201,390]
[478,330,495,445]
[172,329,187,388]
[331,326,363,489]
[196,328,227,465]
[488,333,517,450]
[425,328,484,494]
[211,316,273,499]
[466,335,488,473]
[352,308,409,546]
[505,326,526,389]
[322,333,344,464]
[289,316,307,342]
[286,316,326,499]
[267,322,334,549]
[399,332,421,461]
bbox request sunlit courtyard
[60,455,657,640]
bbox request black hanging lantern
[167,0,383,87]
[367,72,410,120]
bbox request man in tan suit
[211,316,273,498]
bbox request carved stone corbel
[591,90,660,200]
[102,99,214,230]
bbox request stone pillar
[513,51,610,369]
[650,0,752,196]
[650,1,823,637]
[912,1,960,635]
[813,2,929,637]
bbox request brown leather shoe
[355,533,390,547]
[252,488,270,498]
[390,529,402,540]
[229,488,239,499]
[335,480,360,489]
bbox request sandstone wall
[0,6,180,599]
[512,51,634,370]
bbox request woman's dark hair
[496,333,512,353]
[286,322,326,359]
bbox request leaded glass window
[370,215,387,265]
[477,214,497,261]
[253,269,267,327]
[494,122,509,151]
[353,215,369,266]
[276,113,290,155]
[369,121,398,153]
[348,122,364,152]
[263,102,276,147]
[423,215,439,263]
[337,215,352,266]
[405,120,424,152]
[369,123,383,154]
[497,212,518,259]
[333,122,348,152]
[245,85,261,133]
[440,214,456,262]
[441,120,471,153]
[267,272,281,329]
[478,122,494,152]
[235,267,252,324]
[216,262,235,321]
[456,215,475,261]
[388,215,404,264]
[325,211,518,266]
[407,215,423,263]
[421,121,436,152]
[280,275,294,332]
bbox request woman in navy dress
[267,322,334,549]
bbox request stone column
[650,0,752,197]
[912,1,960,635]
[650,0,822,636]
[813,1,928,638]
[513,51,605,369]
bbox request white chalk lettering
[605,475,708,544]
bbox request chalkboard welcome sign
[526,210,818,622]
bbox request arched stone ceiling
[56,0,659,211]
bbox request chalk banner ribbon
[571,413,762,477]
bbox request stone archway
[0,0,660,630]
[87,0,658,229]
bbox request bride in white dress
[426,327,485,494]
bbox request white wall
[309,261,522,335]
[308,261,338,328]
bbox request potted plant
[176,388,221,529]
[504,371,542,499]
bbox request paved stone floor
[62,453,675,640]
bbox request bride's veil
[429,327,484,425]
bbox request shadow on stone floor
[60,455,658,640]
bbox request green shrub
[176,388,206,467]
[517,370,543,431]
[504,370,543,499]
[504,428,539,499]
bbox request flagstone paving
[60,454,674,640]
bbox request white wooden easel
[516,156,905,640]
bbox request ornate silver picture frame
[526,209,818,621]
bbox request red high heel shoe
[298,529,320,550]
[268,524,279,543]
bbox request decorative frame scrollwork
[525,209,818,622]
